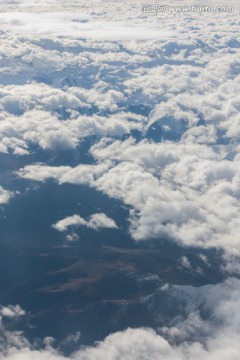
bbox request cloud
[17,134,240,256]
[0,10,173,40]
[0,0,238,157]
[1,0,240,359]
[52,214,87,232]
[0,186,14,205]
[10,1,239,255]
[65,233,79,242]
[52,212,118,233]
[180,256,191,269]
[88,213,118,230]
[0,305,26,319]
[1,278,240,359]
[0,84,144,153]
[17,161,112,184]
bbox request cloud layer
[2,0,237,257]
[0,1,239,359]
[19,135,240,255]
[1,278,240,359]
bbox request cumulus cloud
[88,213,118,230]
[9,0,239,255]
[0,84,143,153]
[0,0,239,156]
[1,0,240,359]
[52,212,118,233]
[17,161,112,184]
[93,139,240,254]
[52,214,87,232]
[0,305,26,319]
[180,256,191,269]
[1,278,240,359]
[0,186,14,205]
[19,135,240,255]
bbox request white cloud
[65,233,79,242]
[52,212,118,233]
[0,305,26,319]
[2,278,240,359]
[0,0,239,156]
[1,0,240,359]
[91,139,240,254]
[0,186,14,205]
[0,10,173,40]
[0,84,144,153]
[52,214,87,232]
[88,213,118,230]
[180,256,191,269]
[17,160,112,185]
[198,253,210,267]
[18,135,240,255]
